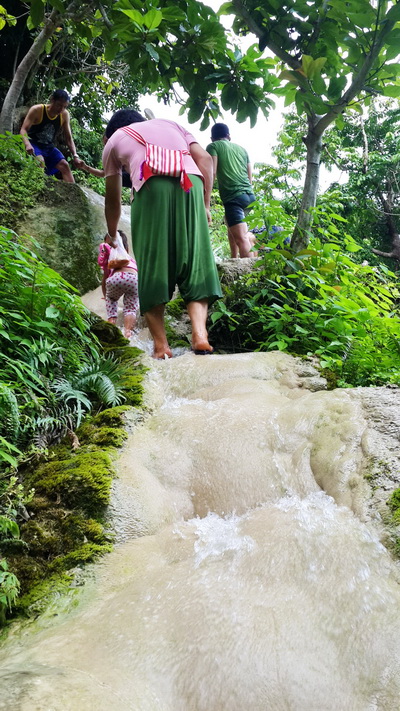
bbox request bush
[210,239,400,387]
[0,133,46,229]
[0,228,145,621]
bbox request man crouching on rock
[20,89,83,182]
[102,108,222,359]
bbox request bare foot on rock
[152,346,173,360]
[191,335,213,355]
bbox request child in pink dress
[98,230,139,339]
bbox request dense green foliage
[0,133,46,229]
[0,1,142,131]
[210,236,400,388]
[0,227,145,622]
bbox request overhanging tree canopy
[2,0,400,251]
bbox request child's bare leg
[123,313,136,339]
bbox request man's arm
[189,142,213,223]
[61,110,82,167]
[247,162,252,184]
[105,174,122,240]
[20,105,41,154]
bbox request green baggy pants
[130,175,222,314]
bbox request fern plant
[69,356,129,407]
[0,384,20,443]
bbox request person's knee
[57,159,70,173]
[56,159,74,180]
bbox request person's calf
[186,300,213,353]
[145,304,173,359]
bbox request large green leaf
[382,84,400,98]
[221,82,239,111]
[119,8,143,27]
[143,9,162,30]
[29,0,44,28]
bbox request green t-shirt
[206,139,252,203]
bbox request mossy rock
[120,375,144,406]
[58,513,109,549]
[90,319,129,345]
[14,572,75,618]
[28,450,114,516]
[91,406,130,427]
[21,519,61,557]
[388,488,400,523]
[49,542,112,573]
[1,325,147,625]
[165,318,190,349]
[18,181,102,294]
[6,555,47,595]
[0,135,46,230]
[166,294,186,319]
[77,424,128,448]
[76,406,131,445]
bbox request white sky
[138,93,286,167]
[138,1,342,189]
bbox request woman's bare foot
[152,346,173,360]
[191,336,213,354]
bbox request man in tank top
[207,123,257,258]
[20,89,83,182]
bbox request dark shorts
[224,192,256,227]
[31,143,65,176]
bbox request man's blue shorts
[31,143,65,176]
[224,191,256,227]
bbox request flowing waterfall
[1,350,400,711]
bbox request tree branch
[314,13,398,136]
[305,0,330,55]
[230,0,301,70]
[98,3,112,30]
[371,247,398,259]
[360,116,368,174]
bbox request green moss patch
[0,134,46,229]
[77,423,128,448]
[28,450,114,516]
[1,329,147,627]
[49,542,113,573]
[13,572,77,619]
[388,488,400,524]
[165,318,190,349]
[166,294,186,319]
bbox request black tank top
[28,105,62,147]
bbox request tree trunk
[371,190,400,261]
[0,9,60,134]
[290,117,323,253]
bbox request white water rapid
[1,349,400,710]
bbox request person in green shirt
[207,123,256,258]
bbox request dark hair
[105,109,146,138]
[118,230,129,252]
[104,230,130,252]
[211,123,230,141]
[51,89,70,103]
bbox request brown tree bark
[0,9,61,134]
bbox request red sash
[121,126,193,192]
